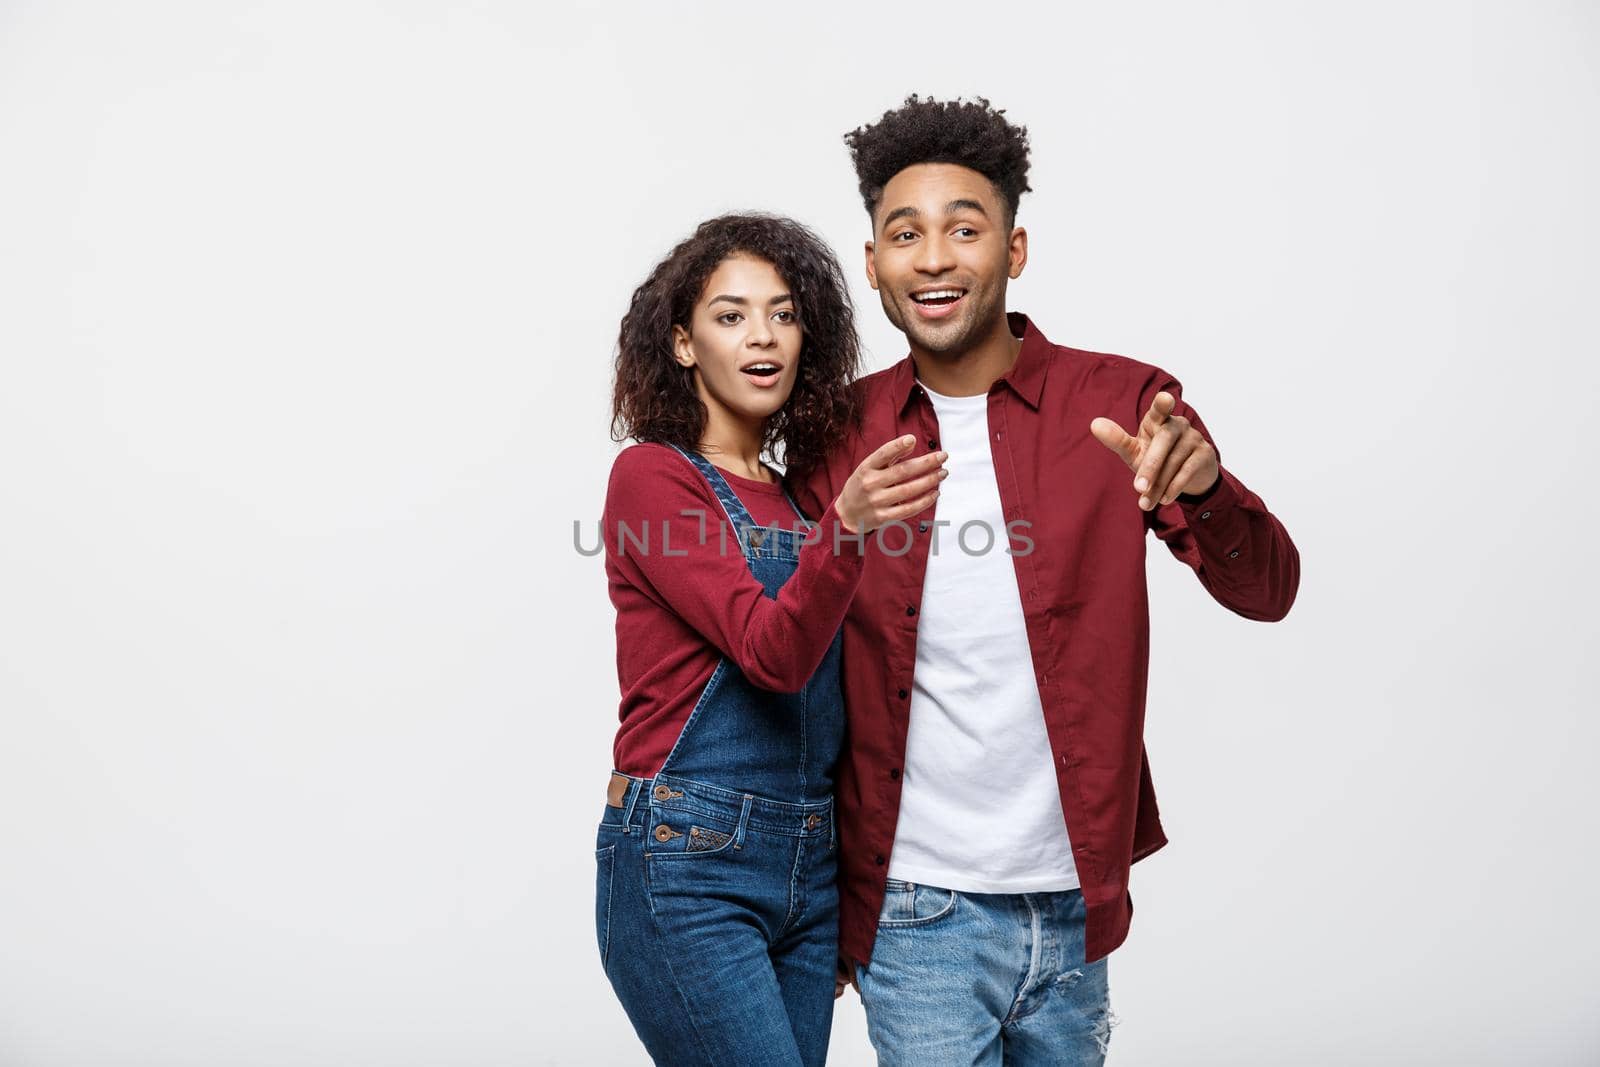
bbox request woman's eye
[774,310,795,323]
[718,312,742,325]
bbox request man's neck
[909,314,1023,397]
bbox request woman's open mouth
[909,287,968,320]
[739,361,784,388]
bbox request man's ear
[864,240,878,291]
[1008,227,1028,279]
[671,324,696,368]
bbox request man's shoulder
[850,359,910,403]
[1049,338,1171,385]
[1034,335,1180,405]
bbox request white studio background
[1,2,1595,1064]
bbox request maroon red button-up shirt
[789,312,1300,965]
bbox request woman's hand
[834,435,948,534]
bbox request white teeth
[744,363,780,373]
[912,289,965,303]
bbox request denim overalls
[595,445,846,1067]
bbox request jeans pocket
[876,880,957,927]
[645,804,746,861]
[595,844,616,967]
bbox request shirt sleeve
[1138,373,1301,622]
[786,444,846,524]
[605,444,865,693]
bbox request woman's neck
[697,404,772,483]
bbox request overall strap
[780,486,814,527]
[668,445,757,531]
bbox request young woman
[596,213,948,1066]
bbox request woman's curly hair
[610,213,862,481]
[844,94,1032,226]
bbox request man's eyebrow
[880,199,990,232]
[881,205,919,230]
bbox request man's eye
[892,231,917,242]
[718,312,742,325]
[954,227,977,237]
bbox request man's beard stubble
[880,283,1004,359]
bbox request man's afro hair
[844,94,1032,226]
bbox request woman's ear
[671,324,696,368]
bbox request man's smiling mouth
[909,287,968,319]
[910,287,967,306]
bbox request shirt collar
[894,311,1051,414]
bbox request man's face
[865,162,1026,356]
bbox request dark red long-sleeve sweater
[602,443,864,777]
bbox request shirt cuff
[1176,466,1243,522]
[811,497,869,561]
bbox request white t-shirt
[885,381,1080,893]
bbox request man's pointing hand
[1090,391,1219,510]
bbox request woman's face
[672,254,802,430]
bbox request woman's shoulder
[605,442,711,510]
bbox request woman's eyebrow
[708,293,792,306]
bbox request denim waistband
[608,770,833,839]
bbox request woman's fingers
[881,467,947,508]
[862,434,918,471]
[880,489,940,523]
[878,450,947,489]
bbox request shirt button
[905,605,916,617]
[995,431,1003,441]
[897,688,909,699]
[874,855,886,866]
[1228,549,1240,558]
[889,768,901,780]
[927,438,938,449]
[919,521,930,533]
[1200,511,1212,520]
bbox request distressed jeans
[855,880,1115,1065]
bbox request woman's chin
[722,391,792,424]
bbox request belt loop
[828,807,836,851]
[733,794,754,850]
[621,777,644,834]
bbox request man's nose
[913,232,955,274]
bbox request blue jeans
[854,880,1115,1065]
[597,774,839,1066]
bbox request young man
[791,96,1301,1064]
